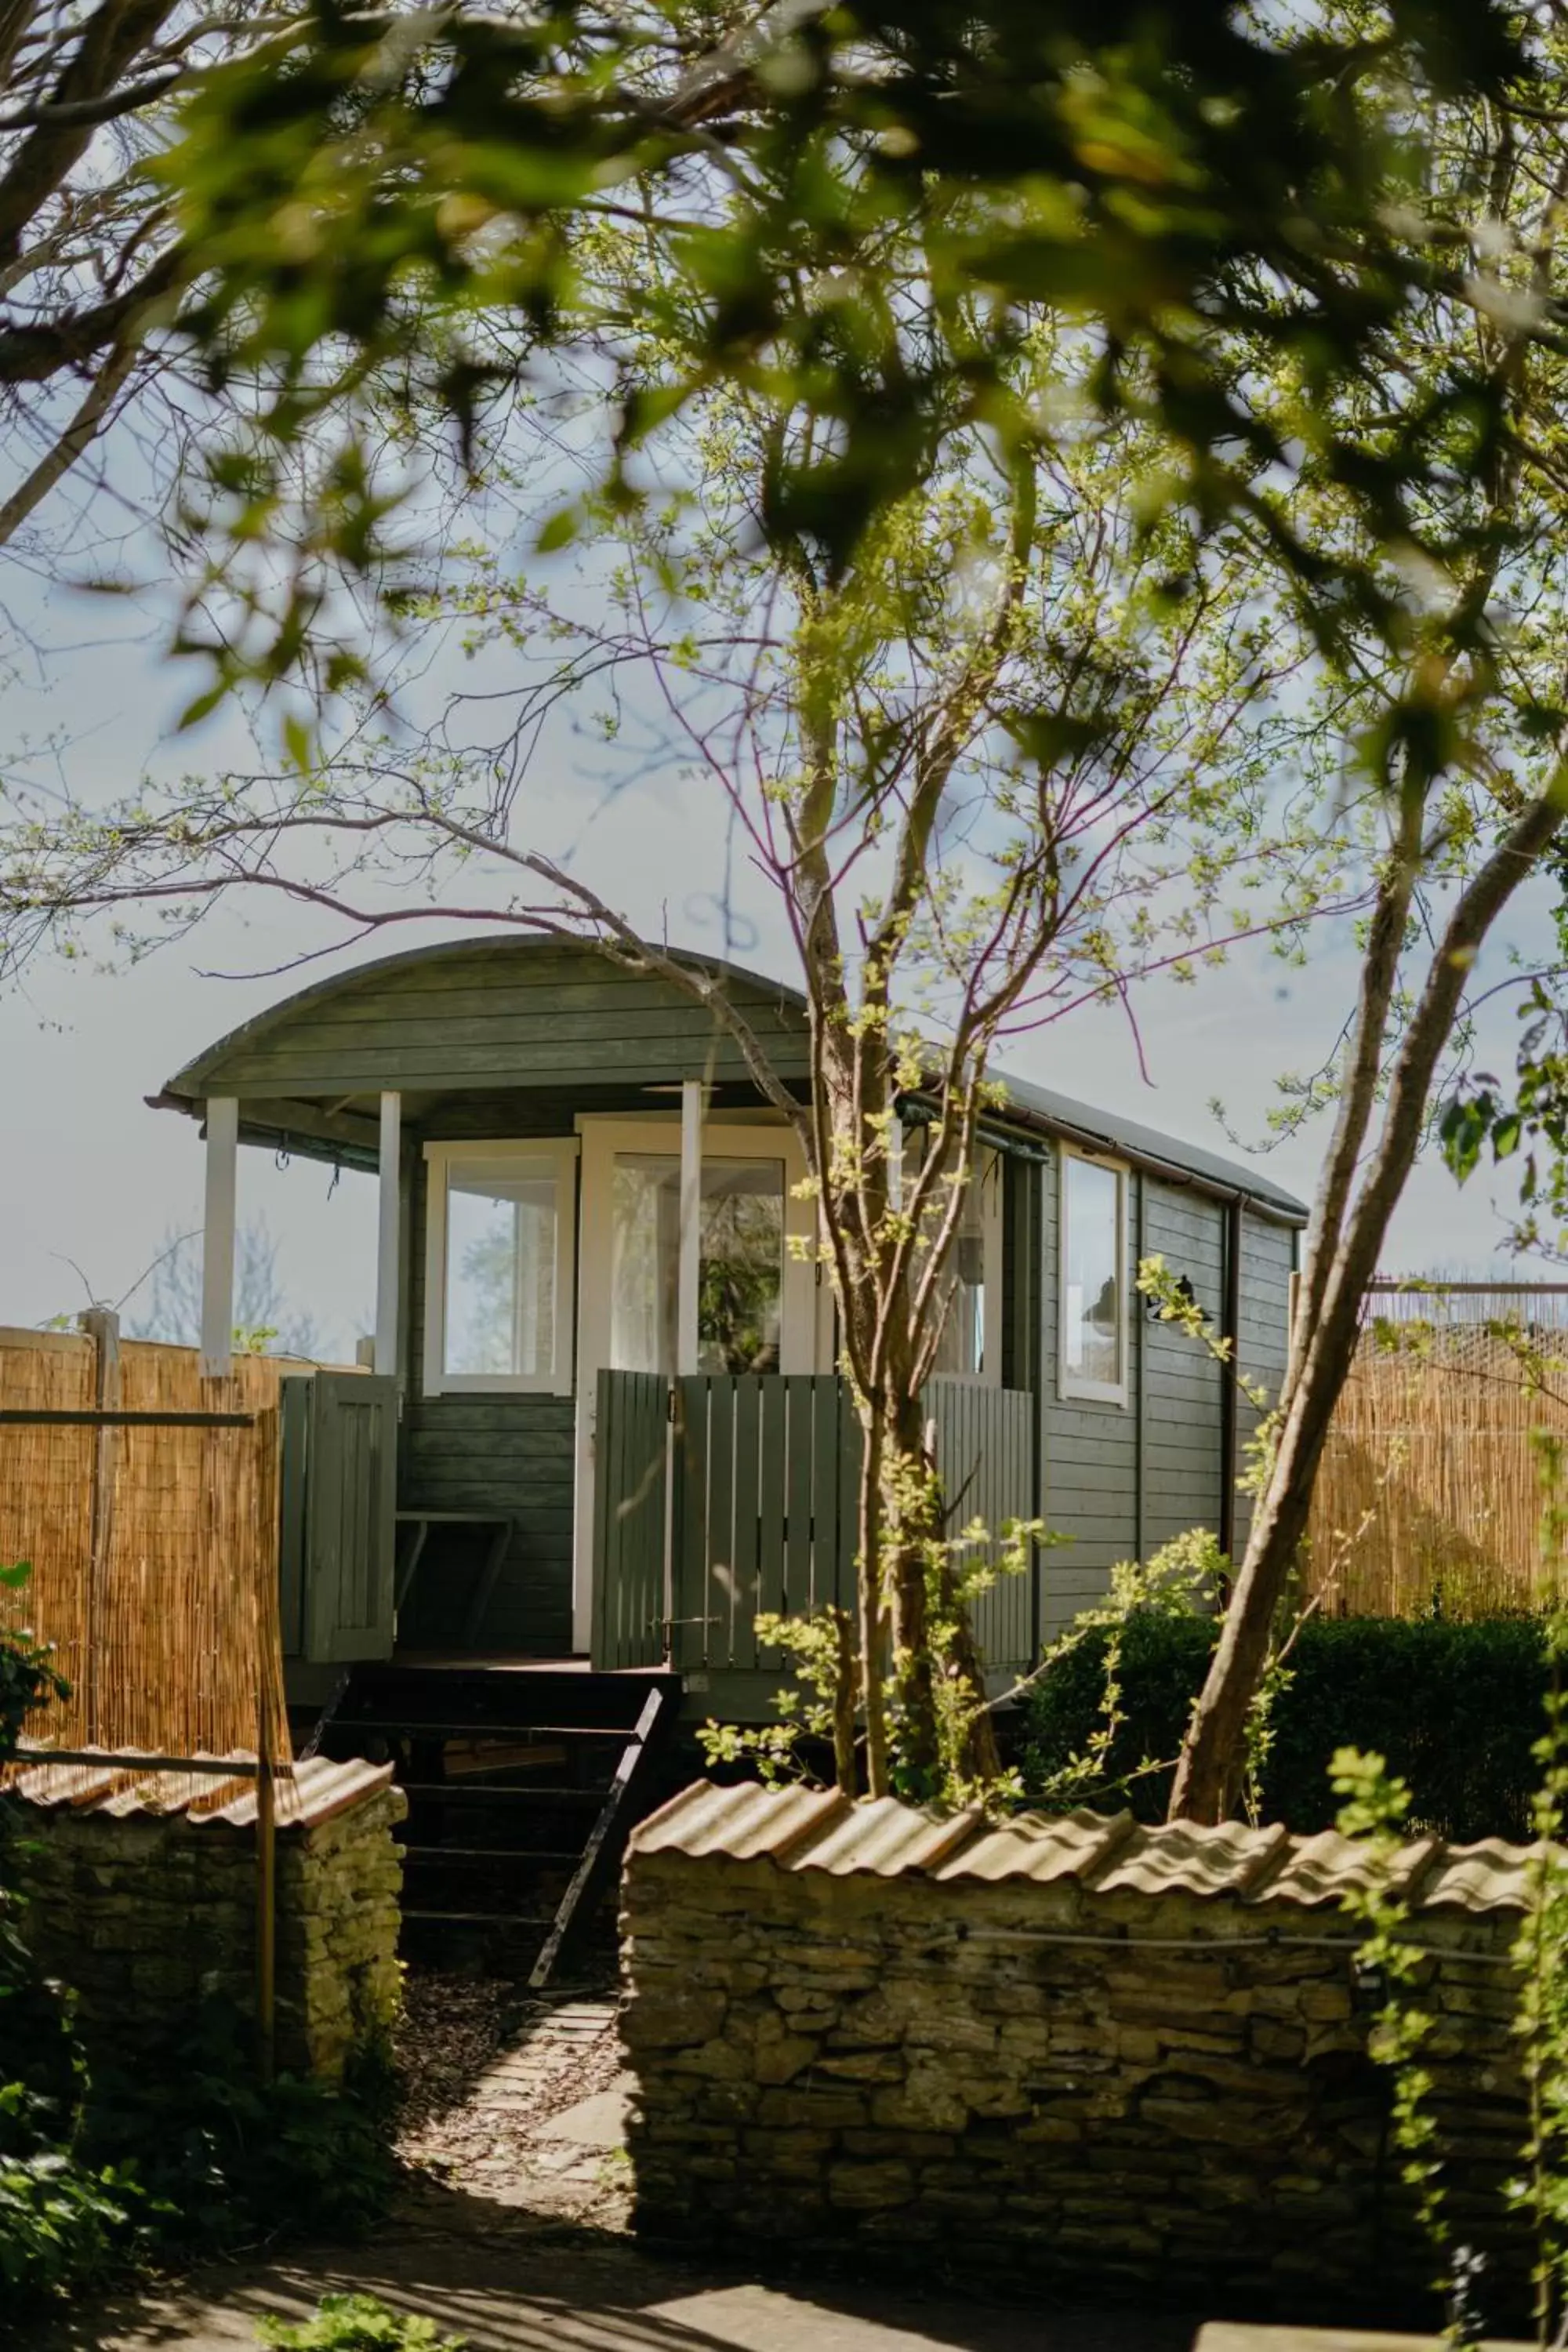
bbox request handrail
[7,1744,274,1777]
[0,1409,256,1427]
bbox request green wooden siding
[1034,1149,1295,1638]
[1141,1188,1227,1556]
[1232,1213,1294,1559]
[1040,1154,1139,1635]
[179,942,812,1098]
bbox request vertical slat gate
[927,1378,1034,1676]
[597,1371,1030,1681]
[590,1367,669,1671]
[301,1370,398,1664]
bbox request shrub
[1019,1610,1548,1840]
[0,1570,145,2307]
[258,2292,466,2350]
[0,1573,397,2314]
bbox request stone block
[622,1986,728,2051]
[826,2159,916,2211]
[869,2065,968,2135]
[757,2085,869,2131]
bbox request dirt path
[394,1975,632,2226]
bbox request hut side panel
[1040,1153,1139,1636]
[1140,1182,1226,1557]
[1233,1213,1294,1559]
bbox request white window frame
[925,1144,1005,1389]
[1058,1143,1130,1407]
[423,1138,579,1397]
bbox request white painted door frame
[570,1111,822,1655]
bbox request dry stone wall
[621,1783,1536,2317]
[5,1768,405,2081]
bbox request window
[924,1148,1004,1385]
[1059,1147,1128,1404]
[609,1154,786,1376]
[423,1142,577,1394]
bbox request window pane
[700,1160,783,1374]
[611,1153,786,1375]
[925,1154,995,1379]
[1064,1158,1121,1388]
[445,1161,557,1377]
[612,1156,679,1374]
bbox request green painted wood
[182,942,813,1098]
[674,1376,710,1674]
[837,1387,862,1613]
[599,1372,1028,1681]
[706,1377,736,1673]
[811,1374,841,1612]
[301,1372,397,1664]
[731,1376,761,1671]
[758,1379,786,1628]
[277,1376,310,1660]
[927,1379,1034,1674]
[589,1367,667,1671]
[783,1376,813,1620]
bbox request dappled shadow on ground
[46,2182,1204,2352]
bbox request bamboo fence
[1303,1283,1568,1618]
[0,1325,297,1790]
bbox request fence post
[78,1307,121,1747]
[256,1685,277,2084]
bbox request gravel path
[394,1970,631,2225]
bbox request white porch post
[677,1077,702,1375]
[199,1095,238,1377]
[374,1091,402,1378]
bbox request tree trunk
[1169,789,1566,1824]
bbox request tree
[3,0,1563,1809]
[150,0,1530,717]
[0,0,295,555]
[1170,46,1568,1821]
[0,221,1381,1799]
[125,1216,329,1357]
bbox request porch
[592,1369,1036,1718]
[277,1364,1037,1713]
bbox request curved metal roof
[157,934,1308,1222]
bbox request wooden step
[402,1844,585,1866]
[400,1782,608,1803]
[329,1719,633,1741]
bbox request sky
[0,422,1557,1359]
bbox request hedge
[1018,1610,1551,1842]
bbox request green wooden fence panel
[599,1371,1032,1680]
[927,1378,1035,1675]
[673,1374,709,1675]
[590,1368,668,1671]
[300,1371,398,1664]
[783,1377,814,1621]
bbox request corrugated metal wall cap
[0,1753,394,1831]
[626,1782,1543,1912]
[1092,1818,1290,1902]
[931,1807,1134,1884]
[633,1780,851,1861]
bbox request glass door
[572,1119,820,1650]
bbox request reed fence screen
[0,1326,296,1778]
[1304,1283,1568,1618]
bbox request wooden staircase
[300,1664,681,1982]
